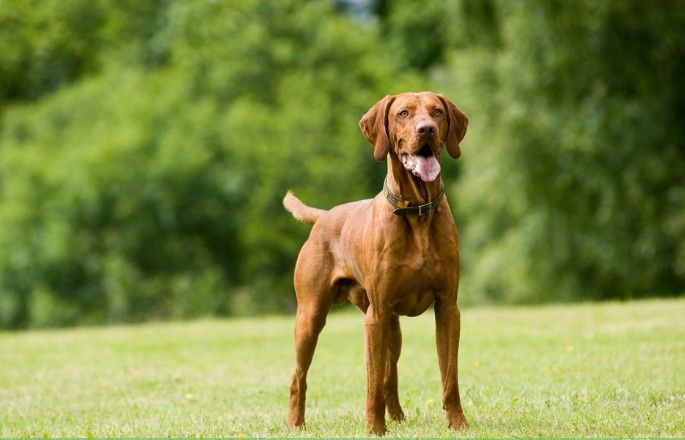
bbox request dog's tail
[283,191,326,225]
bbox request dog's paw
[389,408,405,423]
[286,413,305,430]
[367,421,387,436]
[447,412,469,431]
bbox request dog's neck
[385,151,443,205]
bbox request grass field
[1,298,684,438]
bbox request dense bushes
[433,0,685,303]
[0,0,419,327]
[0,0,683,327]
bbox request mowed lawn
[1,298,684,438]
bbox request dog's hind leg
[287,241,334,429]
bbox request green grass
[1,298,684,438]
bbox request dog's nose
[417,122,436,136]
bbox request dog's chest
[382,247,455,316]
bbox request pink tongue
[402,154,441,182]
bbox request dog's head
[359,92,468,182]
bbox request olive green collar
[383,178,444,216]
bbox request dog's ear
[438,95,468,159]
[359,95,395,161]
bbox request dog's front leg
[365,304,389,435]
[384,315,405,422]
[434,299,468,430]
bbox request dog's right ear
[359,95,395,161]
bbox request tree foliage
[0,0,166,105]
[0,0,683,328]
[0,0,420,327]
[434,0,685,303]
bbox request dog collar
[383,178,444,216]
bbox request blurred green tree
[2,0,683,328]
[0,0,167,106]
[431,0,685,303]
[0,0,418,327]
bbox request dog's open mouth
[401,144,441,182]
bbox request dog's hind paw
[389,408,405,423]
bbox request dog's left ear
[359,95,395,161]
[438,95,468,159]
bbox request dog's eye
[432,108,443,117]
[398,110,409,118]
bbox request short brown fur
[284,92,468,435]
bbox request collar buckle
[417,203,429,216]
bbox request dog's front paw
[287,410,305,430]
[447,412,468,431]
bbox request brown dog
[283,92,468,435]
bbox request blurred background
[0,0,683,329]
